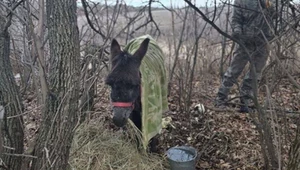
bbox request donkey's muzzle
[112,107,132,127]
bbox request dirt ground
[23,74,300,170]
[163,76,299,169]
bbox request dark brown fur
[105,38,158,152]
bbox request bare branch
[81,0,107,39]
[148,0,161,37]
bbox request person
[215,0,277,112]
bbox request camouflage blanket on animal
[124,35,168,150]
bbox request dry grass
[69,118,168,170]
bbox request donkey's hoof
[149,137,159,153]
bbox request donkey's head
[105,38,150,127]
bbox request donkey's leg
[149,136,159,153]
[130,110,159,153]
[129,110,143,149]
[130,110,142,130]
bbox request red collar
[111,102,134,109]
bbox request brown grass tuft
[69,119,168,170]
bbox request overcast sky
[125,0,224,7]
[78,0,299,8]
[144,0,299,7]
[77,0,227,7]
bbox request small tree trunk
[31,0,81,169]
[287,125,300,170]
[0,12,24,170]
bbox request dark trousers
[217,42,269,102]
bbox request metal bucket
[166,146,197,170]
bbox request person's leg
[216,44,249,106]
[240,44,269,112]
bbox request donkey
[105,38,159,152]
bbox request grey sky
[125,0,223,7]
[77,0,227,7]
[78,0,299,8]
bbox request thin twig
[7,105,43,119]
[197,132,218,159]
[0,1,28,27]
[3,153,37,159]
[81,0,107,39]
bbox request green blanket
[124,35,168,150]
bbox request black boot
[214,94,228,109]
[240,98,251,113]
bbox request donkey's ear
[111,39,122,60]
[133,38,150,61]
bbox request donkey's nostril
[112,107,132,127]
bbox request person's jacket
[231,0,277,43]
